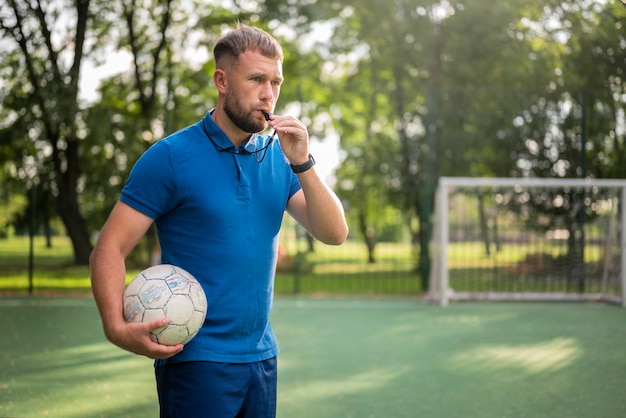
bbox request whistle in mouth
[261,110,273,121]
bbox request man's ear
[214,69,227,93]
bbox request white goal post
[429,177,626,307]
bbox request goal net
[429,177,626,307]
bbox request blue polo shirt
[120,110,301,363]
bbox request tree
[330,0,551,286]
[0,0,94,264]
[0,0,340,265]
[502,0,626,292]
[559,0,625,180]
[81,1,326,264]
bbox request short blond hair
[213,23,284,68]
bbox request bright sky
[79,51,133,104]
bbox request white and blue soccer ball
[123,264,207,345]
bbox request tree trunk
[57,199,92,265]
[54,139,93,265]
[358,211,376,263]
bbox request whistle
[261,110,273,121]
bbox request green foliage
[0,194,27,237]
[327,0,624,278]
[1,0,623,268]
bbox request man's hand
[106,316,184,360]
[267,114,310,165]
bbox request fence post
[28,184,36,295]
[621,185,626,307]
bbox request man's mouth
[260,110,273,121]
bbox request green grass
[1,297,625,417]
[0,235,87,288]
[2,236,625,416]
[0,235,617,296]
[0,235,423,295]
[0,236,146,292]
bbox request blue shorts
[155,358,277,418]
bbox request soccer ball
[123,264,208,345]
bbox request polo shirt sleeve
[120,140,177,220]
[288,171,302,200]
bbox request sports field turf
[1,296,625,417]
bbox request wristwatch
[290,154,316,173]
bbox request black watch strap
[290,154,316,173]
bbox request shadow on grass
[272,298,626,417]
[1,298,626,417]
[0,300,160,417]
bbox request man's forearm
[296,168,348,245]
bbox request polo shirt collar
[203,110,262,154]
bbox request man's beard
[223,90,265,134]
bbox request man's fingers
[145,315,170,332]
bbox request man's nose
[260,82,276,101]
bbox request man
[90,23,348,418]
